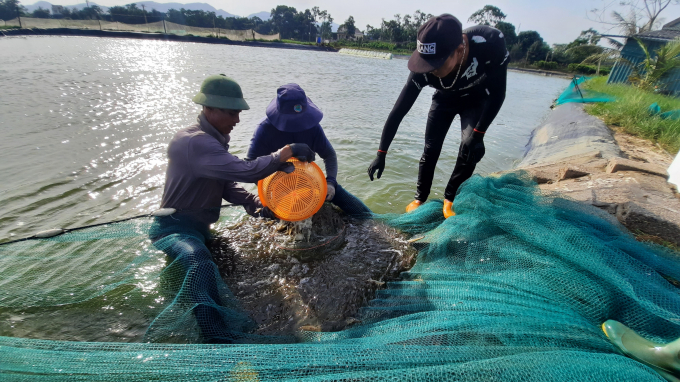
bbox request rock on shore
[515,103,680,248]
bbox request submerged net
[1,172,679,380]
[555,76,615,106]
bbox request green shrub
[535,61,558,70]
[568,63,611,75]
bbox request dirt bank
[515,103,680,248]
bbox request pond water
[0,36,568,241]
[0,36,571,343]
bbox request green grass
[279,39,316,46]
[583,76,680,154]
[0,25,20,30]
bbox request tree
[567,28,601,49]
[292,9,315,41]
[80,6,103,20]
[319,11,333,40]
[516,31,549,63]
[0,0,26,20]
[589,0,678,36]
[629,38,680,91]
[270,5,298,39]
[32,6,50,18]
[310,6,321,39]
[341,15,356,37]
[517,31,543,52]
[468,5,506,26]
[494,21,517,46]
[108,4,151,24]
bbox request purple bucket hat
[266,83,323,132]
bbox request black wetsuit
[378,25,509,202]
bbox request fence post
[163,17,167,34]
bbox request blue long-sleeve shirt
[246,118,338,185]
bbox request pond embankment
[514,103,680,247]
[0,28,338,52]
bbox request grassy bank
[583,76,680,154]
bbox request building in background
[608,18,680,96]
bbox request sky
[35,0,680,45]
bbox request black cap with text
[407,14,463,73]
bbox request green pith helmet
[192,74,250,110]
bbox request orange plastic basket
[258,159,327,222]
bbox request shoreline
[514,103,679,249]
[0,28,338,52]
[507,66,573,79]
[0,30,602,81]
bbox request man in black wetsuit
[367,14,508,218]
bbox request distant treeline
[1,0,616,70]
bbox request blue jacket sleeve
[309,126,338,184]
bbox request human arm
[308,126,338,184]
[222,181,262,216]
[472,55,507,134]
[460,63,507,164]
[368,72,424,181]
[320,146,338,201]
[189,137,298,184]
[377,72,424,151]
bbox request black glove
[289,143,316,162]
[278,162,295,174]
[257,206,277,220]
[460,130,486,165]
[367,151,386,181]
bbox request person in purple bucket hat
[247,83,372,218]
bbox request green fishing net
[1,172,679,381]
[555,76,615,106]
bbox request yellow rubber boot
[406,200,423,213]
[602,320,680,382]
[443,200,456,218]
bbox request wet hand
[326,182,336,201]
[289,143,316,162]
[461,130,485,164]
[278,162,295,174]
[256,206,277,220]
[367,152,386,181]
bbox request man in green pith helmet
[150,74,315,343]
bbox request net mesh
[2,17,279,40]
[1,172,679,380]
[555,76,615,106]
